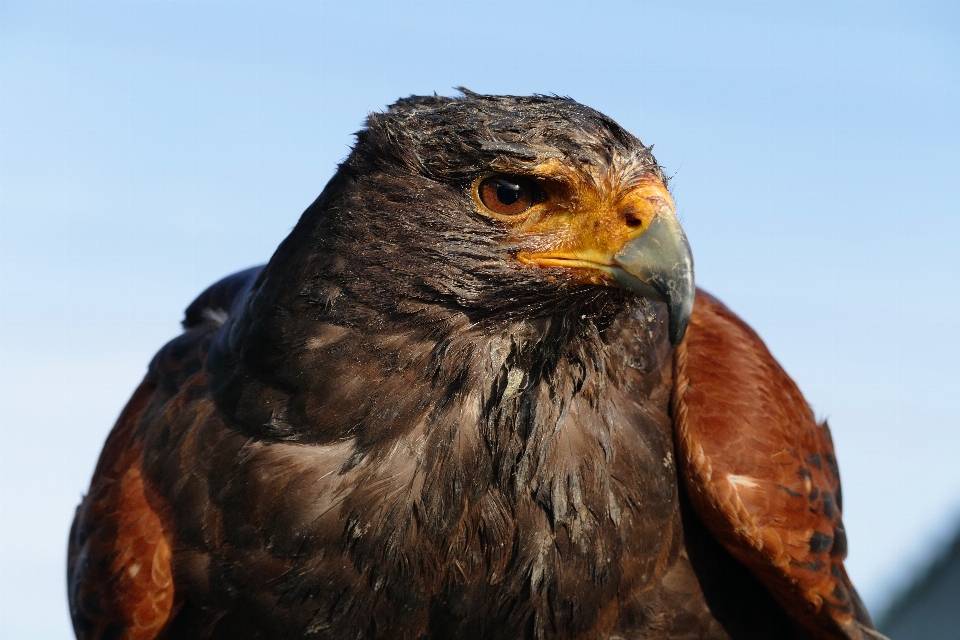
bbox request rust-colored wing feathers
[672,290,875,640]
[68,380,175,640]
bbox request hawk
[68,92,879,640]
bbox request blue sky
[1,1,958,637]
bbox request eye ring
[475,174,546,216]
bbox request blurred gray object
[880,527,960,639]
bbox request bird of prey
[68,92,880,640]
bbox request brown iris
[477,175,545,216]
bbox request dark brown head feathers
[352,91,664,183]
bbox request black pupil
[495,179,522,205]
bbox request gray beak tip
[668,298,693,346]
[613,215,695,348]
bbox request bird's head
[213,92,695,440]
[263,91,694,345]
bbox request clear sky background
[1,1,958,637]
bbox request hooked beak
[515,177,695,346]
[610,214,694,346]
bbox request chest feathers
[173,299,680,635]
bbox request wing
[183,265,263,329]
[671,290,878,640]
[68,267,263,640]
[67,379,175,640]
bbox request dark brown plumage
[68,92,878,639]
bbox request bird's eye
[477,175,545,216]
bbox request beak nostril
[623,206,645,229]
